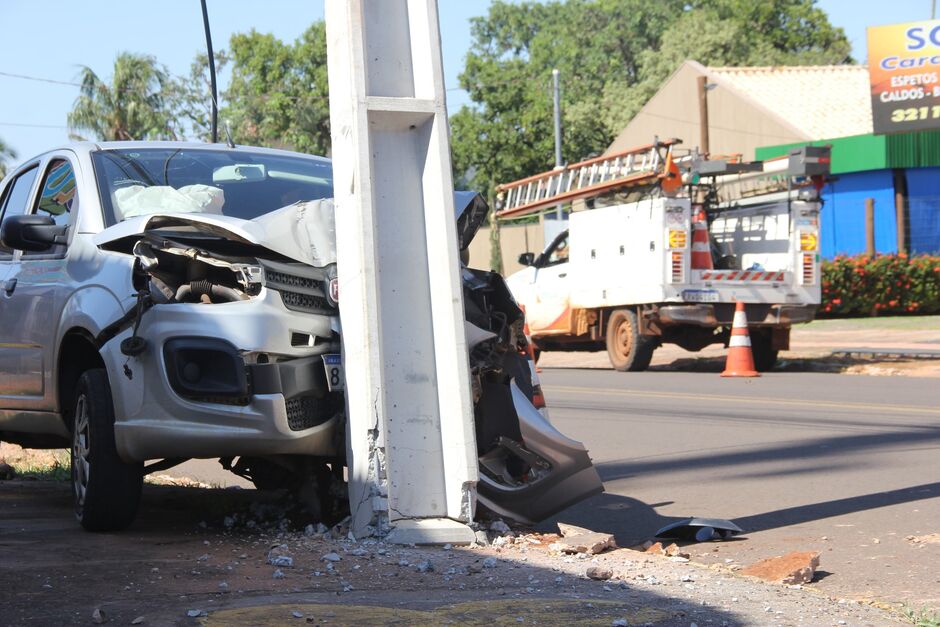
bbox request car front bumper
[101,289,343,462]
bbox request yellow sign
[867,19,940,134]
[799,231,818,251]
[668,229,688,249]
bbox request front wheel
[71,369,143,531]
[606,309,657,372]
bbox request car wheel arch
[57,329,105,424]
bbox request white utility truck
[499,140,829,371]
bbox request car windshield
[92,147,334,225]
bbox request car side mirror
[518,252,536,266]
[0,214,68,252]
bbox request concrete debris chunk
[267,545,293,567]
[321,552,342,562]
[186,609,204,618]
[415,560,434,573]
[663,543,691,559]
[474,530,490,546]
[131,617,145,625]
[585,566,613,581]
[554,532,616,555]
[489,519,511,534]
[91,608,108,624]
[482,557,498,569]
[557,522,593,538]
[740,551,820,584]
[273,569,285,579]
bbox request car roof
[23,141,331,165]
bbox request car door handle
[1,278,16,295]
[558,272,567,278]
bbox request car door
[0,163,42,406]
[0,156,78,411]
[524,231,572,334]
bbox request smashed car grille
[286,395,339,431]
[264,269,320,291]
[279,291,332,313]
[261,260,336,314]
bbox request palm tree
[68,52,179,142]
[0,137,16,179]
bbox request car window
[0,165,40,257]
[34,159,77,227]
[22,159,77,257]
[91,148,334,225]
[543,235,569,267]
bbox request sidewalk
[537,316,940,377]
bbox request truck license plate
[682,289,719,303]
[323,354,345,391]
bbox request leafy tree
[172,52,229,142]
[451,0,851,196]
[221,23,331,155]
[68,53,179,141]
[0,137,16,179]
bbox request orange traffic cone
[721,301,759,377]
[691,206,713,270]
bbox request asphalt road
[536,368,940,610]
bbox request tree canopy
[0,137,16,179]
[68,52,179,141]
[220,23,331,155]
[450,0,852,195]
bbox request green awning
[755,130,940,174]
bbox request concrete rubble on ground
[740,551,820,585]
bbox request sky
[0,0,938,166]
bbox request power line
[0,70,82,88]
[0,122,68,129]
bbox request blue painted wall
[903,167,940,255]
[819,170,897,258]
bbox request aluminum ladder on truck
[495,139,680,219]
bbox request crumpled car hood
[94,199,337,267]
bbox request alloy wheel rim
[72,394,90,514]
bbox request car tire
[606,309,657,372]
[71,369,143,531]
[750,330,779,372]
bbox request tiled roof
[707,65,872,140]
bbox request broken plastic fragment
[654,517,743,541]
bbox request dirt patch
[0,481,906,626]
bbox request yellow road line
[545,385,940,416]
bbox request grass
[5,448,71,482]
[808,315,940,331]
[902,606,940,627]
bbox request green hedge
[820,254,940,317]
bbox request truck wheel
[71,369,143,531]
[606,309,656,372]
[750,330,778,372]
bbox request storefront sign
[867,19,940,134]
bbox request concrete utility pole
[325,0,478,544]
[552,68,563,220]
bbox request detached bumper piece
[164,337,340,431]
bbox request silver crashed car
[0,142,602,531]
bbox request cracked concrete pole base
[385,519,477,545]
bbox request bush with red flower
[819,253,940,317]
